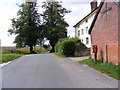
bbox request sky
[0,0,101,46]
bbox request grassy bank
[52,52,66,57]
[0,48,50,64]
[0,54,22,64]
[78,59,120,80]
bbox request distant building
[89,0,120,64]
[73,0,98,48]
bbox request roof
[73,7,98,28]
[88,0,105,34]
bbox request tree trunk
[30,45,33,53]
[51,45,55,52]
[49,40,56,53]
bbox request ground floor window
[78,30,80,37]
[86,37,89,44]
[82,39,83,42]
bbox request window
[82,39,83,42]
[78,30,80,37]
[85,19,88,23]
[82,29,84,35]
[86,37,89,44]
[86,27,88,34]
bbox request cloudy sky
[0,0,101,46]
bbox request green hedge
[55,37,87,56]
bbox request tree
[41,1,71,52]
[8,2,41,53]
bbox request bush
[75,41,87,51]
[43,44,50,49]
[62,40,76,56]
[55,37,87,56]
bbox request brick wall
[118,4,120,64]
[74,49,90,56]
[91,2,120,64]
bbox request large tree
[41,1,71,52]
[8,2,41,52]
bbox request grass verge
[35,49,49,53]
[0,49,50,64]
[52,52,66,57]
[0,54,22,64]
[78,59,120,80]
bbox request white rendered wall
[75,14,95,48]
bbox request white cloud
[0,0,22,46]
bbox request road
[2,53,118,88]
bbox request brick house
[89,0,120,64]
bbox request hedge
[55,37,87,56]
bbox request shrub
[62,39,76,56]
[55,41,63,54]
[43,44,50,49]
[55,37,87,56]
[75,41,87,51]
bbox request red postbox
[92,45,97,53]
[92,45,97,62]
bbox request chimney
[90,0,97,11]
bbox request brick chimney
[90,0,97,11]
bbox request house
[89,0,120,64]
[73,0,98,48]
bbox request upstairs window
[78,30,80,37]
[85,19,88,23]
[86,27,88,34]
[82,29,84,35]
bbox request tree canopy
[41,1,71,52]
[8,2,41,52]
[8,1,71,53]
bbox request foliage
[41,1,71,52]
[79,59,120,80]
[8,2,42,52]
[43,44,50,49]
[55,37,87,56]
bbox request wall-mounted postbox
[92,45,97,53]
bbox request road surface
[2,53,118,88]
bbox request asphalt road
[2,53,118,88]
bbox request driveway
[2,53,118,88]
